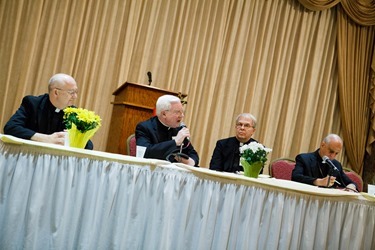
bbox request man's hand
[313,175,336,187]
[174,155,195,166]
[344,183,358,192]
[174,127,190,146]
[31,132,66,145]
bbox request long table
[0,134,374,250]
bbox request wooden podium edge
[110,101,154,111]
[112,81,187,97]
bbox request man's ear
[52,88,59,96]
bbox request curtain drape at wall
[298,0,375,175]
[298,0,375,26]
[2,0,373,174]
[370,57,375,152]
[337,6,375,175]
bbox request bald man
[292,134,356,191]
[4,73,93,149]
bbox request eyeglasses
[167,110,184,116]
[55,88,78,96]
[236,122,253,129]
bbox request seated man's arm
[209,141,224,171]
[182,143,199,166]
[4,98,37,140]
[292,154,317,185]
[4,96,93,149]
[135,123,178,160]
[135,123,198,166]
[292,154,337,187]
[336,164,358,191]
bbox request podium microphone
[147,71,152,85]
[180,122,190,141]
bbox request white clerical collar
[239,142,244,146]
[55,108,61,113]
[158,118,171,130]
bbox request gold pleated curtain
[1,0,374,177]
[298,0,375,176]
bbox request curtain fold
[337,6,375,175]
[297,0,375,175]
[369,53,375,151]
[341,0,375,26]
[298,0,375,25]
[298,0,340,11]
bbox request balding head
[319,134,343,160]
[48,73,78,109]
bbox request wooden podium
[106,82,186,155]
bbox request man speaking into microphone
[135,94,199,166]
[292,134,357,192]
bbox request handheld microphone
[147,71,152,85]
[322,156,339,171]
[180,122,190,141]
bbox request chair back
[344,171,363,192]
[126,134,136,156]
[269,158,296,180]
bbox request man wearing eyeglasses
[209,113,259,172]
[3,73,93,149]
[135,94,199,166]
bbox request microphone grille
[322,156,329,162]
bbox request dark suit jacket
[135,116,199,166]
[209,137,259,173]
[292,149,356,189]
[4,94,93,150]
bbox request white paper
[64,132,70,147]
[368,184,375,196]
[136,146,146,158]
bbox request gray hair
[323,134,343,144]
[156,95,181,116]
[235,113,257,128]
[48,73,76,92]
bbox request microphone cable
[165,140,191,162]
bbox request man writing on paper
[135,95,199,166]
[292,134,357,192]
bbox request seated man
[209,113,261,173]
[135,95,199,166]
[3,73,93,149]
[292,134,357,191]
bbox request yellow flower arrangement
[63,107,101,148]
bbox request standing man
[292,134,357,191]
[3,73,93,149]
[135,95,199,166]
[209,113,259,173]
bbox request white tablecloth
[0,134,374,250]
